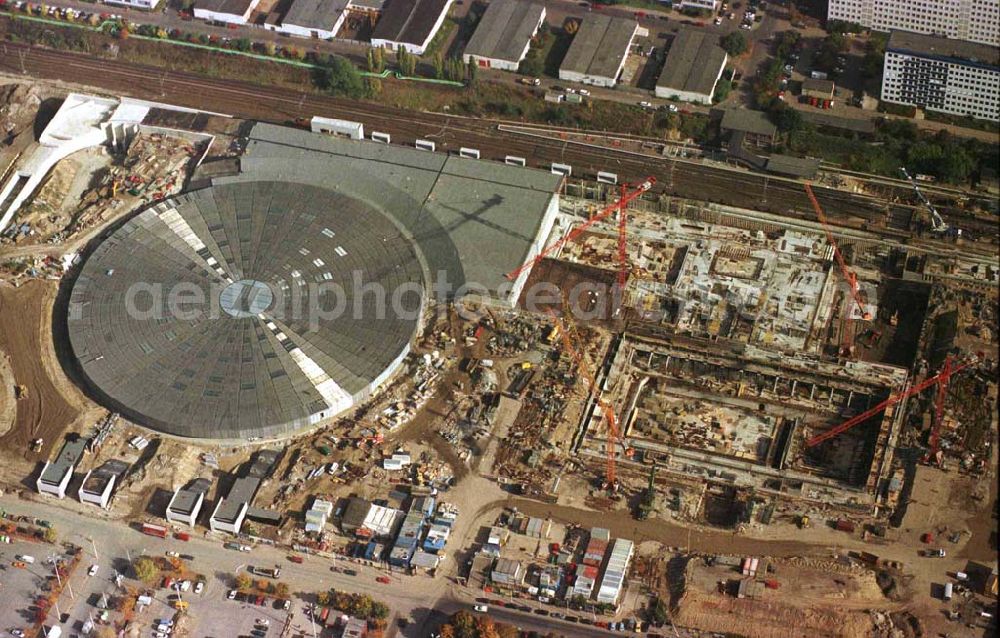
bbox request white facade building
[680,0,718,10]
[596,538,634,605]
[193,0,260,25]
[827,0,999,46]
[882,30,1000,121]
[462,0,546,72]
[36,439,88,499]
[166,478,211,526]
[370,0,455,56]
[269,0,348,39]
[559,15,639,87]
[102,0,162,9]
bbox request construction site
[0,79,996,638]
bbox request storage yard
[0,81,995,638]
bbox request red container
[921,532,934,544]
[175,532,190,542]
[765,579,781,589]
[835,519,855,533]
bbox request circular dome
[67,180,425,439]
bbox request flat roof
[560,14,638,80]
[887,30,1000,69]
[194,0,255,16]
[239,123,562,301]
[282,0,348,30]
[720,108,777,138]
[169,478,212,515]
[81,459,129,494]
[802,78,835,95]
[766,154,821,178]
[657,29,727,96]
[40,438,88,485]
[214,477,259,523]
[371,0,451,46]
[463,0,545,63]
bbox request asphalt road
[1,494,703,638]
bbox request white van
[17,554,36,564]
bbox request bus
[141,522,168,538]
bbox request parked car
[376,576,391,584]
[227,590,238,600]
[473,604,489,613]
[88,564,99,577]
[193,581,204,595]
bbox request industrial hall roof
[560,14,638,80]
[463,0,545,63]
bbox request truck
[810,70,828,80]
[141,522,168,538]
[17,554,35,564]
[943,582,953,600]
[519,77,541,86]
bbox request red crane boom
[926,354,954,462]
[803,183,871,321]
[616,183,629,293]
[505,177,656,282]
[548,310,622,487]
[806,356,975,448]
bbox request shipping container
[175,532,191,542]
[943,582,953,600]
[835,519,855,533]
[141,522,168,538]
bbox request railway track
[1,42,996,248]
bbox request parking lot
[0,540,48,636]
[192,592,288,638]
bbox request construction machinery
[548,310,628,493]
[899,167,948,234]
[805,353,978,448]
[505,177,656,282]
[14,384,27,400]
[804,183,871,356]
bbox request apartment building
[881,30,1000,121]
[827,0,999,46]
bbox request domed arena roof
[67,180,424,439]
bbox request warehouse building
[166,478,212,526]
[462,0,546,72]
[559,15,640,87]
[371,0,455,55]
[802,78,836,102]
[720,108,777,148]
[193,0,259,24]
[596,538,634,605]
[270,0,349,39]
[881,30,1000,121]
[36,437,88,499]
[78,459,129,509]
[209,450,280,534]
[656,29,728,104]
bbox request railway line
[1,42,996,249]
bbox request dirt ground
[0,280,95,472]
[0,350,15,437]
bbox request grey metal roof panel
[657,29,727,95]
[463,0,545,63]
[719,109,777,137]
[370,0,452,45]
[560,14,638,80]
[40,438,88,485]
[214,476,259,522]
[282,0,348,30]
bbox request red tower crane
[505,177,656,282]
[616,183,629,294]
[548,310,625,489]
[804,184,871,355]
[805,355,976,448]
[925,354,955,463]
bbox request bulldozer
[14,384,27,400]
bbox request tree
[316,590,330,606]
[370,601,389,620]
[650,597,669,625]
[397,45,416,76]
[314,55,367,99]
[273,582,289,598]
[42,527,57,543]
[234,573,251,590]
[720,31,748,57]
[133,557,158,584]
[263,41,277,56]
[467,59,477,86]
[433,51,444,79]
[372,47,385,73]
